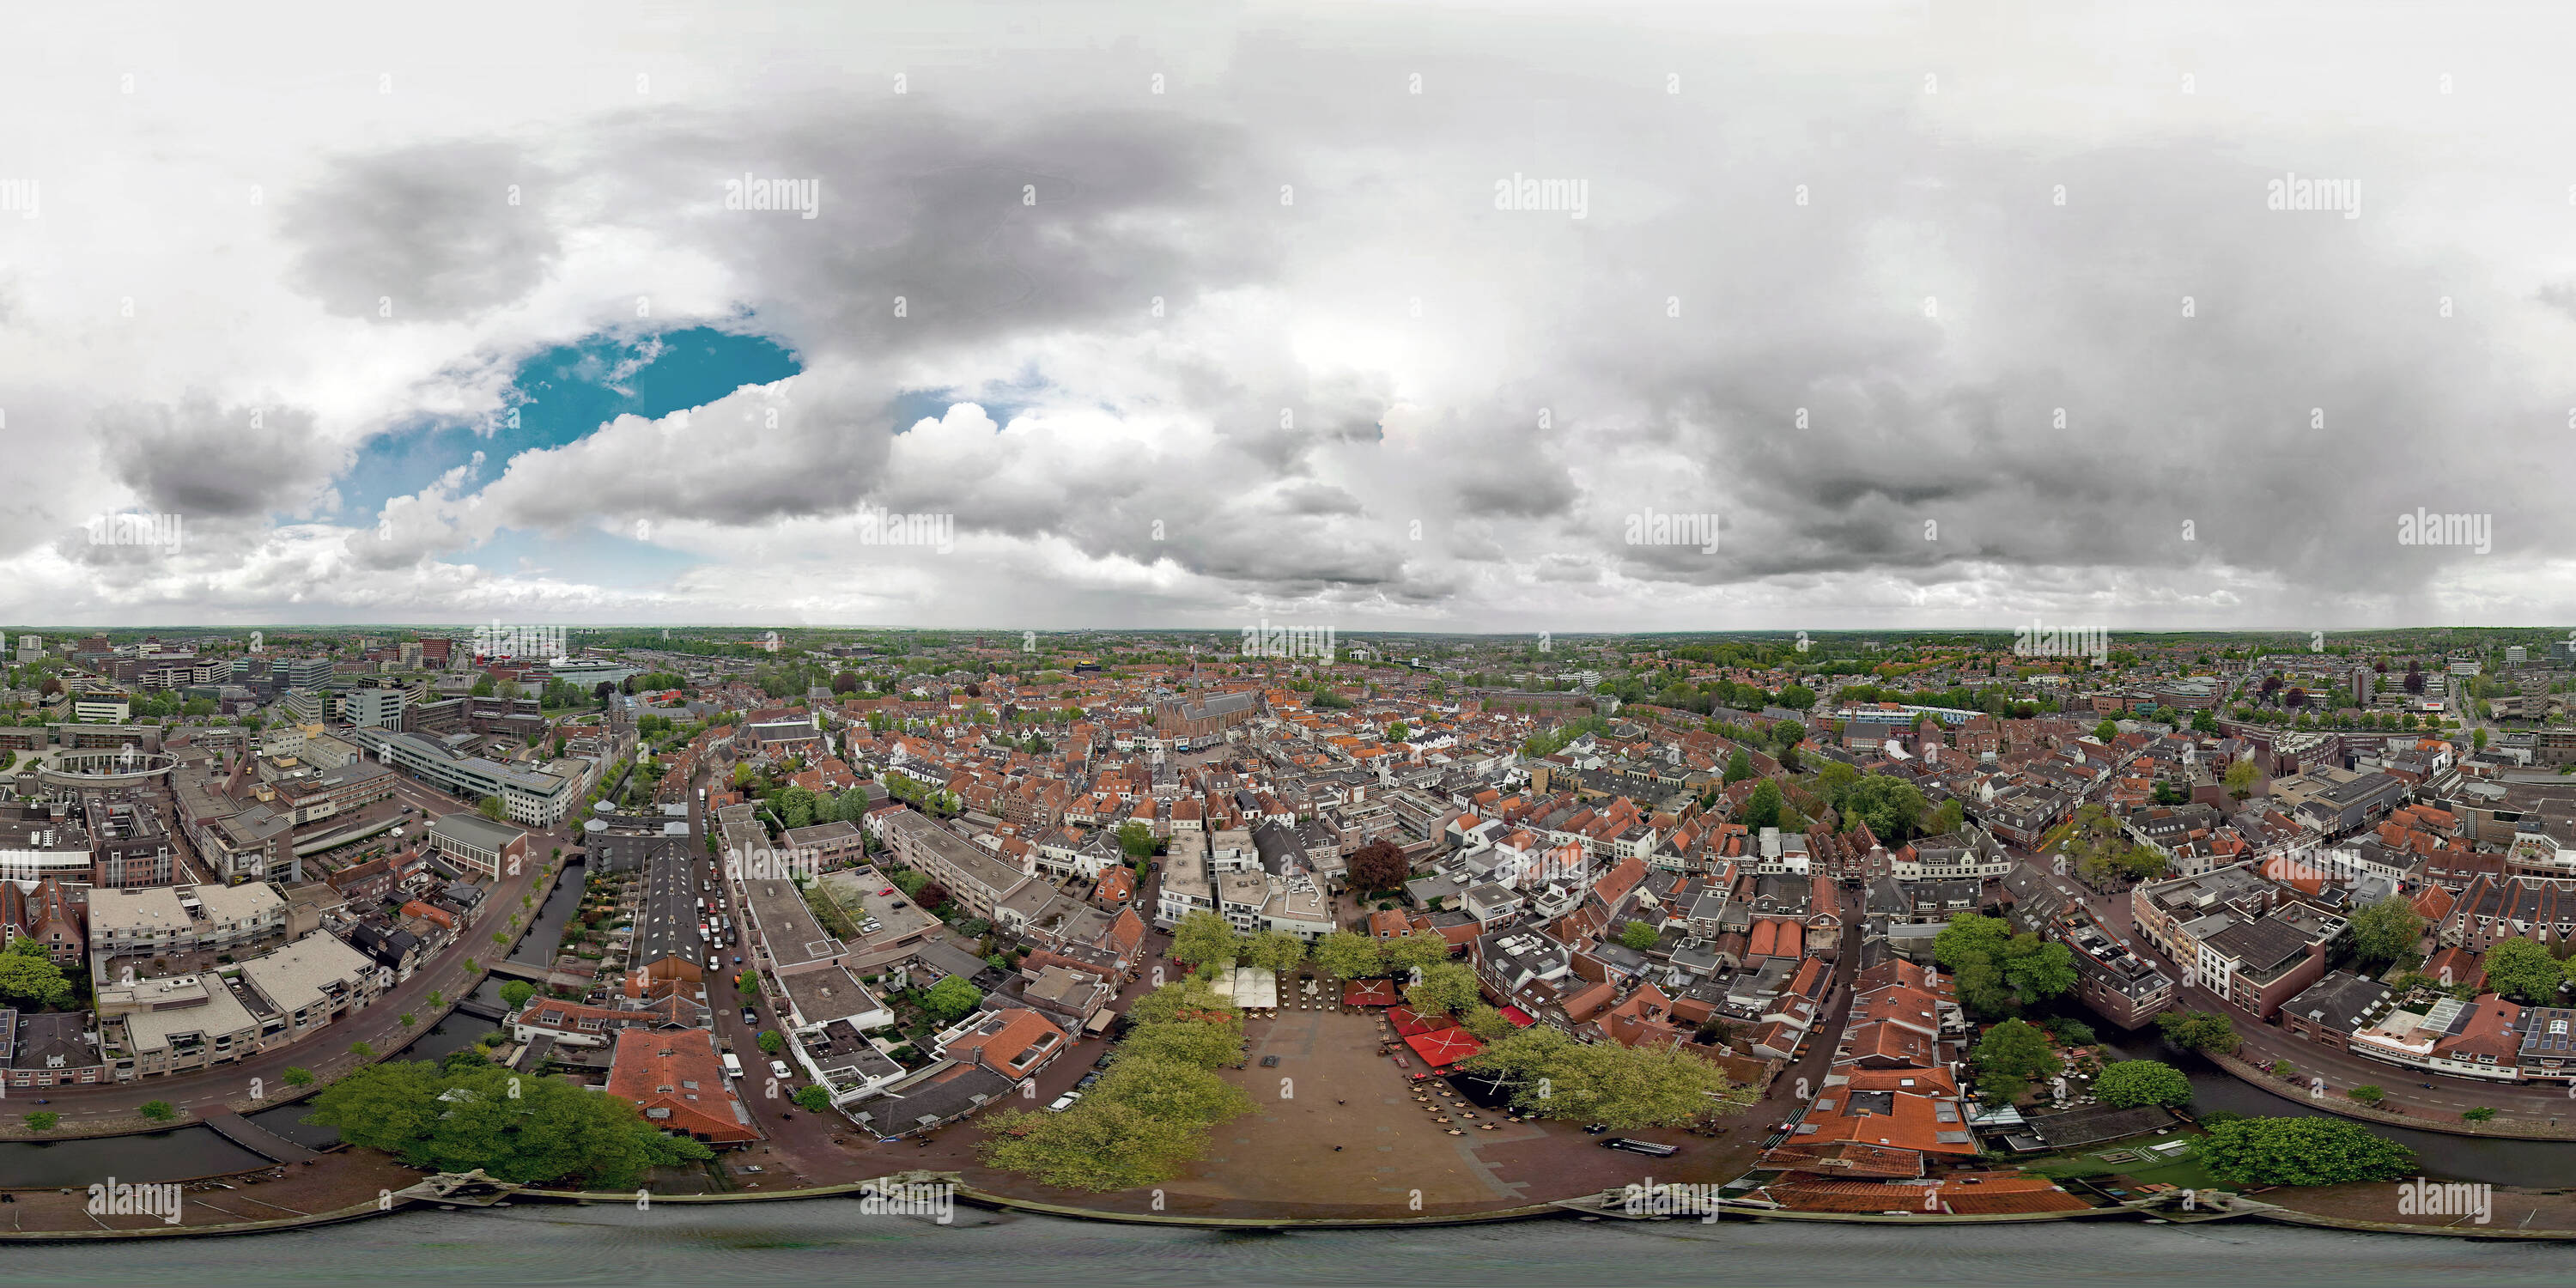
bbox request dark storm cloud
[282,140,562,322]
[94,393,341,519]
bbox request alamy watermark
[89,1177,183,1224]
[2267,172,2359,219]
[2394,1176,2489,1224]
[1623,507,1719,554]
[1493,173,1588,219]
[1620,1178,1722,1223]
[856,504,955,554]
[726,845,820,884]
[471,619,567,662]
[2396,508,2489,554]
[87,511,182,552]
[723,173,820,219]
[856,1178,954,1224]
[0,177,36,218]
[2012,618,2108,667]
[1241,619,1335,660]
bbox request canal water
[8,1198,2573,1287]
[2092,1024,2576,1188]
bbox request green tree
[2002,939,2077,1003]
[1461,1026,1753,1130]
[757,1029,786,1054]
[1087,1054,1256,1127]
[139,1100,179,1121]
[920,975,983,1025]
[24,1110,60,1131]
[1115,820,1157,861]
[349,1041,377,1060]
[2223,758,2260,799]
[1924,797,1965,836]
[2093,1060,2193,1109]
[1310,930,1385,980]
[1722,747,1753,784]
[0,936,73,1009]
[2462,1107,2498,1122]
[1405,961,1482,1017]
[1970,1019,2063,1102]
[2093,720,2118,742]
[1736,779,1784,831]
[2346,897,2427,973]
[1839,774,1928,842]
[282,1066,316,1086]
[978,1100,1209,1191]
[2199,1116,2414,1187]
[1618,920,1662,951]
[2154,1009,2238,1054]
[1121,1019,1245,1069]
[305,1062,712,1187]
[2479,937,2563,1003]
[500,980,537,1012]
[1461,1004,1514,1041]
[2346,1084,2386,1106]
[792,1084,831,1112]
[1238,928,1307,975]
[477,794,507,823]
[1379,930,1454,971]
[1170,910,1242,967]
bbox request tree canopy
[2479,937,2573,1003]
[1348,839,1410,893]
[2093,1060,2193,1109]
[1969,1018,2063,1102]
[304,1061,712,1187]
[2199,1116,2415,1188]
[1170,910,1242,967]
[2154,1009,2239,1054]
[1934,914,2075,1016]
[2345,897,2427,973]
[1460,1026,1753,1130]
[0,937,73,1010]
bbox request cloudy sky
[6,0,2576,635]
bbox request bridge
[202,1109,321,1164]
[454,999,508,1021]
[483,959,551,982]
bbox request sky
[6,0,2576,635]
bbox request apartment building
[350,727,578,826]
[878,808,1032,921]
[88,883,287,961]
[97,931,380,1078]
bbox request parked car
[741,1008,757,1026]
[1074,1072,1102,1090]
[1047,1091,1083,1113]
[769,1059,793,1081]
[1091,1051,1115,1071]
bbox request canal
[2093,1020,2576,1188]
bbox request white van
[721,1052,744,1078]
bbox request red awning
[1388,1005,1460,1038]
[1499,1005,1537,1028]
[1403,1027,1486,1068]
[1343,979,1400,1006]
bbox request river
[7,1199,2570,1287]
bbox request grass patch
[2021,1132,2221,1193]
